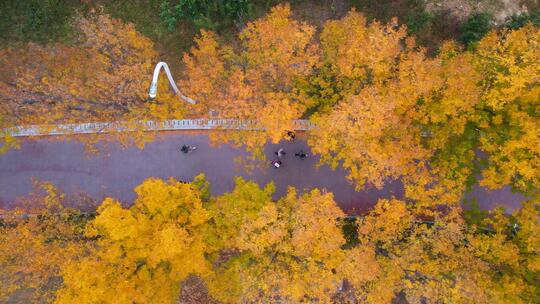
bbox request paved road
[0,132,528,214]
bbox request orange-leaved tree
[355,198,540,303]
[306,11,482,207]
[181,4,318,155]
[0,12,187,153]
[1,177,538,303]
[0,182,90,303]
[474,24,540,196]
[204,177,378,303]
[0,13,158,125]
[56,176,211,303]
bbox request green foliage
[463,199,489,226]
[459,13,493,46]
[405,11,433,34]
[341,217,360,249]
[0,133,19,155]
[296,64,349,117]
[159,1,179,32]
[0,116,19,155]
[98,0,169,40]
[505,11,540,29]
[159,0,252,31]
[192,173,211,202]
[0,0,77,43]
[429,123,481,191]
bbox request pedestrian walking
[272,159,282,168]
[275,148,286,158]
[286,131,296,140]
[295,150,308,160]
[180,145,197,153]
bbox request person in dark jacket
[295,150,308,160]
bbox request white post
[148,62,196,104]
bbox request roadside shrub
[405,11,433,34]
[159,0,252,31]
[459,13,493,46]
[505,11,540,29]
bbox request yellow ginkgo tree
[306,11,483,208]
[1,176,538,303]
[181,4,319,156]
[0,182,89,303]
[356,198,540,304]
[204,178,379,303]
[56,176,211,304]
[474,24,540,196]
[0,12,187,153]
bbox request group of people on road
[271,148,308,168]
[180,145,197,153]
[271,131,308,168]
[179,131,307,169]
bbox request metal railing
[5,119,316,137]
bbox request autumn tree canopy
[181,4,318,154]
[0,182,89,303]
[178,7,540,202]
[356,199,540,303]
[56,177,211,303]
[1,6,537,203]
[302,12,539,205]
[0,5,538,303]
[474,24,540,196]
[1,177,537,303]
[0,11,193,152]
[204,177,378,303]
[0,13,154,125]
[170,8,539,205]
[303,11,482,208]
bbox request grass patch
[0,0,80,44]
[2,0,521,71]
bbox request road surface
[0,132,528,214]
